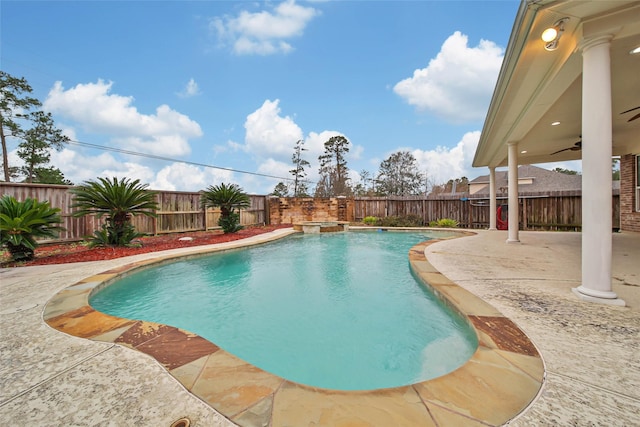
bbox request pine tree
[316,135,351,197]
[0,72,41,181]
[289,139,310,197]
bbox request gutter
[473,0,555,168]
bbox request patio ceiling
[474,0,640,168]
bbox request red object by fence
[497,205,508,230]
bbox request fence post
[202,198,207,231]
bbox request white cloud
[177,78,201,98]
[243,99,304,159]
[150,162,233,191]
[394,31,504,123]
[239,100,365,194]
[51,146,239,191]
[43,80,202,157]
[211,0,319,55]
[51,148,154,184]
[412,131,480,185]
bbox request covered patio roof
[474,0,640,168]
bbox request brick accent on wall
[620,154,640,232]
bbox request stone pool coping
[44,228,544,427]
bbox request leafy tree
[353,169,374,196]
[30,166,73,185]
[201,183,250,233]
[0,195,65,261]
[429,177,469,195]
[315,135,351,197]
[70,177,158,247]
[271,182,290,197]
[290,139,310,197]
[612,158,620,180]
[0,72,70,184]
[0,71,41,182]
[376,151,424,196]
[553,167,579,175]
[17,110,70,183]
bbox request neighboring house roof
[470,165,581,195]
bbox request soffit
[474,0,640,168]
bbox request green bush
[218,212,243,234]
[378,214,424,227]
[362,216,379,225]
[0,195,65,261]
[87,222,141,248]
[428,218,459,228]
[70,177,158,247]
[200,183,250,234]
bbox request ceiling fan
[621,106,640,122]
[551,137,581,155]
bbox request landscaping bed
[1,225,292,267]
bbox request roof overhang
[473,0,640,168]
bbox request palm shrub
[0,195,65,261]
[70,177,158,247]
[201,183,250,233]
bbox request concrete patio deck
[1,229,638,426]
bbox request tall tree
[271,182,290,197]
[17,110,70,183]
[0,71,41,182]
[316,135,351,197]
[353,169,372,196]
[290,139,310,197]
[431,176,470,195]
[376,151,424,196]
[31,166,73,185]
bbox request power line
[66,139,313,184]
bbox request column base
[506,238,520,244]
[572,287,626,306]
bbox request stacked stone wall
[268,197,354,225]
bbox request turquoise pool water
[90,231,478,390]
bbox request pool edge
[43,228,545,427]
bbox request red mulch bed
[1,225,293,268]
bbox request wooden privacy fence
[1,182,268,242]
[2,183,621,239]
[353,190,620,231]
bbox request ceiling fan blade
[620,106,640,115]
[551,147,572,155]
[628,112,640,122]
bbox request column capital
[578,34,614,53]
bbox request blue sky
[2,0,576,194]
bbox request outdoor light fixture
[542,18,568,51]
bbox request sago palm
[200,183,250,233]
[0,195,65,261]
[70,176,158,246]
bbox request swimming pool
[90,231,478,391]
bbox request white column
[573,35,624,306]
[489,167,497,230]
[507,143,519,243]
